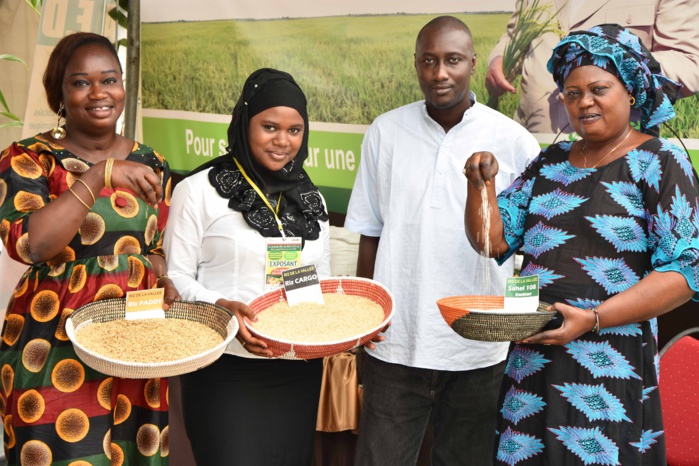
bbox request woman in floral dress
[0,32,178,465]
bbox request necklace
[582,128,632,169]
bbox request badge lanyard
[233,158,301,291]
[233,158,285,237]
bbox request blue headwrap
[547,24,681,133]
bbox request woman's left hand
[217,299,274,357]
[158,277,181,311]
[517,302,596,346]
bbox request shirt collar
[421,91,478,129]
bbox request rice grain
[75,318,223,363]
[251,293,384,343]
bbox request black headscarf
[191,68,327,240]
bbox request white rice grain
[251,293,384,343]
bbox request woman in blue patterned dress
[463,24,699,465]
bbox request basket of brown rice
[437,295,556,342]
[245,277,394,360]
[66,299,238,378]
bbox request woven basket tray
[66,299,237,379]
[245,277,394,360]
[437,295,555,342]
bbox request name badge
[265,236,302,292]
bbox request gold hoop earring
[629,96,636,106]
[50,103,66,140]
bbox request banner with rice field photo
[140,0,699,214]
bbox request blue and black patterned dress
[493,138,699,465]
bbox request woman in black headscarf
[164,68,330,465]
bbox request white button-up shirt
[345,98,541,371]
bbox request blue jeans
[355,355,506,466]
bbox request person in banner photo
[486,0,699,135]
[0,32,178,465]
[163,68,334,465]
[465,24,699,465]
[344,16,541,465]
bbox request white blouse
[163,169,332,358]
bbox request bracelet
[104,158,115,189]
[68,185,91,210]
[74,178,96,205]
[590,307,600,334]
[156,274,170,282]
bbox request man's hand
[486,56,517,98]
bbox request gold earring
[50,103,66,140]
[629,96,636,106]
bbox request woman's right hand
[463,151,509,257]
[107,159,163,207]
[217,299,273,357]
[463,151,499,189]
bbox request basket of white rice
[245,277,394,360]
[437,295,556,342]
[66,299,238,378]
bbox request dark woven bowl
[66,299,237,378]
[437,295,555,342]
[245,277,394,360]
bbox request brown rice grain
[75,318,223,363]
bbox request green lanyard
[233,158,285,237]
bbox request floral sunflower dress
[493,138,699,465]
[0,135,172,466]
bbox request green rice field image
[142,13,699,139]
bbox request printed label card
[282,264,324,306]
[503,275,539,313]
[125,288,165,320]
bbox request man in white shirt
[345,16,541,465]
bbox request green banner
[142,111,363,213]
[142,111,699,214]
[142,115,228,172]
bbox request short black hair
[416,15,473,48]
